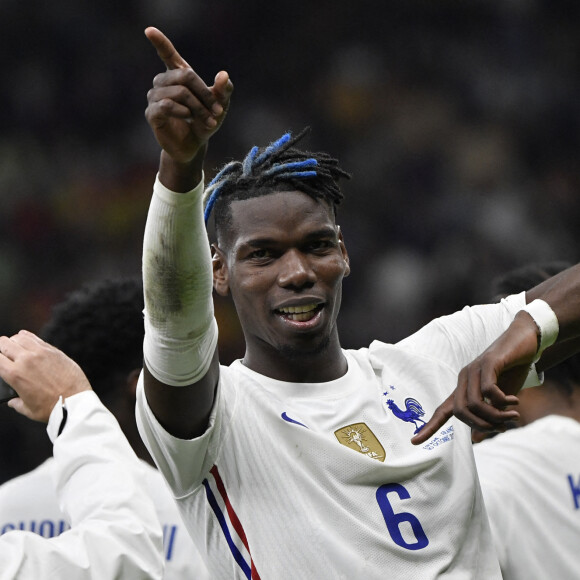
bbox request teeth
[289,311,317,322]
[277,304,321,322]
[278,304,318,314]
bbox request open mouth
[276,303,323,322]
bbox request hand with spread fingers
[0,330,91,422]
[412,310,539,445]
[144,27,233,190]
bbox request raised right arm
[141,28,233,439]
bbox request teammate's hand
[144,27,233,164]
[0,330,92,422]
[411,311,539,445]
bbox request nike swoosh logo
[281,412,308,429]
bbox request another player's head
[207,130,351,369]
[40,278,144,409]
[492,261,580,424]
[491,261,573,304]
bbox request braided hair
[203,128,350,240]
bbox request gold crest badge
[334,423,385,462]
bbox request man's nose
[277,249,316,289]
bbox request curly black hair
[40,278,144,402]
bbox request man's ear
[337,227,351,278]
[212,244,230,296]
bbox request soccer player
[0,278,210,580]
[474,262,580,580]
[136,27,580,578]
[0,331,163,579]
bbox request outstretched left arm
[412,263,580,445]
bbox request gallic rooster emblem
[386,397,427,434]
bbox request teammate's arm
[142,28,233,439]
[413,263,580,444]
[0,331,163,579]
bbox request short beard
[277,334,331,360]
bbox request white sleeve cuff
[153,172,205,205]
[520,364,544,390]
[47,395,66,443]
[522,299,559,363]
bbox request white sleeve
[0,391,164,580]
[142,174,218,387]
[397,292,541,381]
[473,441,514,571]
[136,372,223,497]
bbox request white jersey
[137,294,530,579]
[474,415,580,580]
[0,458,210,580]
[0,391,163,579]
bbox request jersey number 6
[376,483,429,550]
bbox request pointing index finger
[145,27,191,70]
[411,393,454,445]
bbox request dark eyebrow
[240,227,338,249]
[303,227,339,240]
[237,237,280,250]
[233,237,278,258]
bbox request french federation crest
[334,423,385,462]
[385,397,427,434]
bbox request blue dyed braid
[203,128,350,227]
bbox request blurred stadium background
[1,0,579,482]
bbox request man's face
[213,190,350,363]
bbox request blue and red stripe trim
[203,465,261,579]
